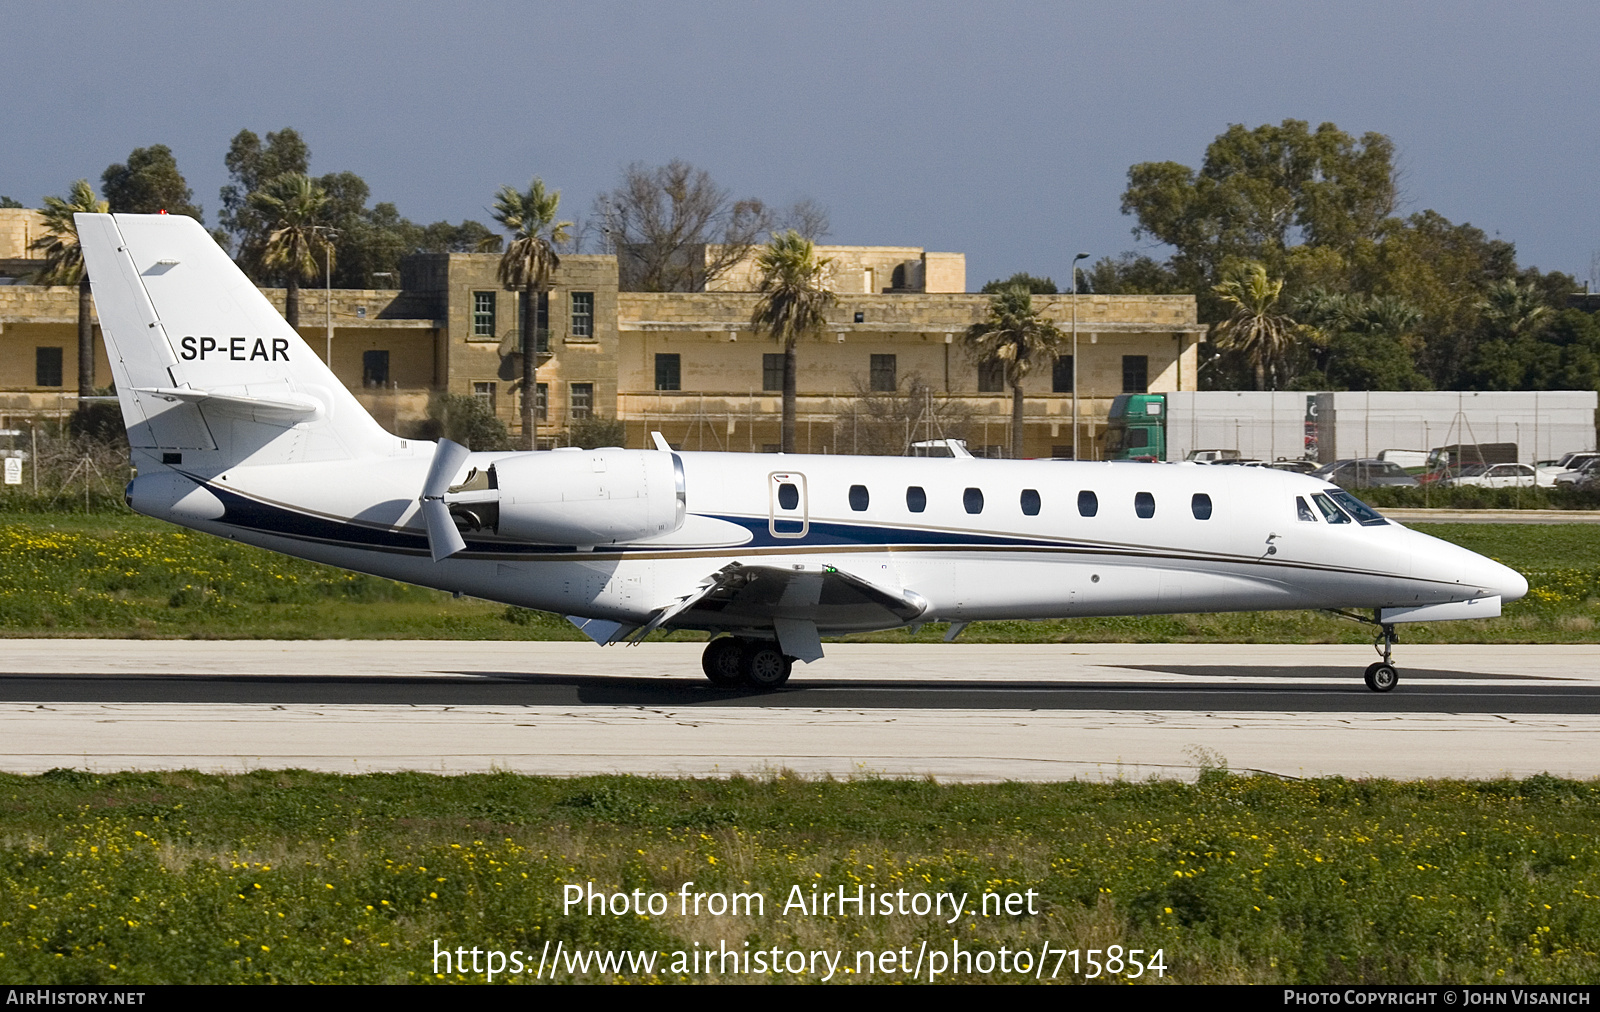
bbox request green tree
[1210,263,1300,391]
[980,272,1057,294]
[219,128,310,260]
[1122,119,1397,300]
[100,144,203,220]
[429,393,513,451]
[30,180,109,397]
[752,231,836,453]
[963,285,1067,459]
[0,196,26,209]
[1083,253,1183,295]
[248,173,335,330]
[486,178,571,451]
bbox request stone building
[0,208,1203,458]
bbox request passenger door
[768,472,809,539]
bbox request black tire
[744,644,792,689]
[1364,662,1398,693]
[702,638,746,688]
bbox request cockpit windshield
[1325,489,1390,526]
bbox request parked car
[1555,459,1600,488]
[1309,458,1420,489]
[1185,449,1242,463]
[1440,463,1547,489]
[1268,458,1318,474]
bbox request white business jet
[77,213,1526,693]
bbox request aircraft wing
[568,561,928,662]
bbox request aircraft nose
[1479,557,1528,603]
[1409,533,1527,603]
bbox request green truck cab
[1105,393,1166,460]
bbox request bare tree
[598,161,773,291]
[833,374,971,456]
[780,197,831,242]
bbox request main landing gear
[701,636,795,690]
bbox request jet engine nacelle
[486,448,684,546]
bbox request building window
[570,292,594,339]
[519,292,550,352]
[763,353,784,392]
[977,360,1005,393]
[1122,355,1148,393]
[570,383,593,420]
[473,381,496,410]
[1052,355,1073,393]
[472,291,496,337]
[35,347,63,387]
[870,354,897,392]
[362,350,390,387]
[655,353,681,391]
[535,383,548,421]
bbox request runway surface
[3,641,1597,782]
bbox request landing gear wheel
[1364,662,1398,693]
[744,644,793,689]
[701,637,746,688]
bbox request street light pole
[1069,251,1090,460]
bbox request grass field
[0,769,1595,984]
[2,512,1596,643]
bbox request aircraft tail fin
[75,212,392,467]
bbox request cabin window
[1191,493,1212,520]
[906,486,927,512]
[1077,490,1098,517]
[778,483,800,510]
[1020,488,1041,516]
[1134,491,1155,519]
[1311,492,1351,524]
[1296,496,1317,522]
[963,487,984,514]
[848,484,869,511]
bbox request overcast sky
[4,1,1596,289]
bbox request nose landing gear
[700,636,795,690]
[1326,610,1402,692]
[1363,621,1400,693]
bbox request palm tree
[1477,279,1549,340]
[248,173,334,330]
[31,180,108,397]
[963,285,1066,459]
[483,178,571,451]
[751,231,835,452]
[1211,262,1298,390]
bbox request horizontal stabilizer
[133,386,322,423]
